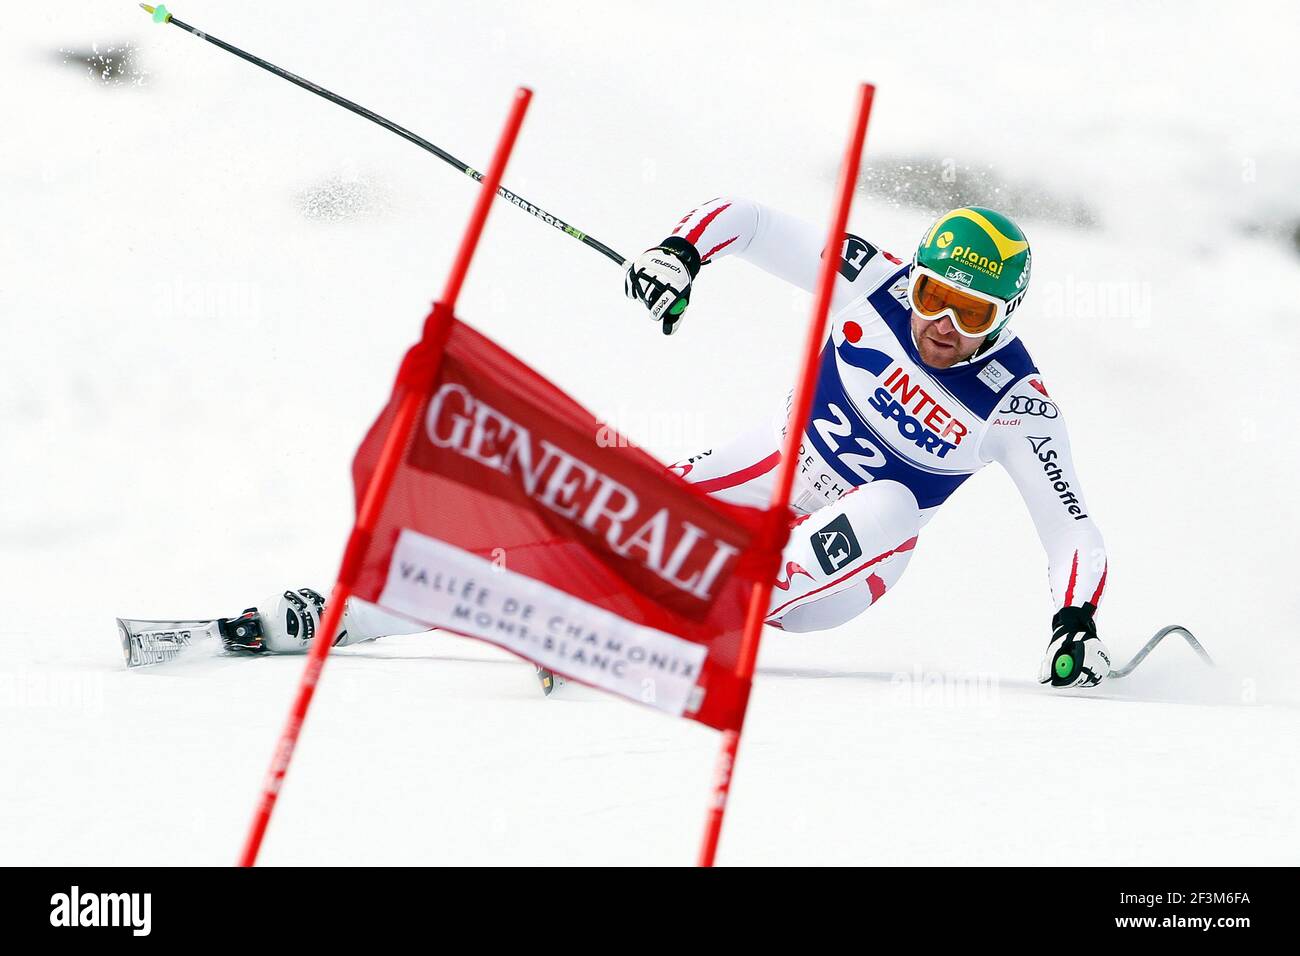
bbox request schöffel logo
[49,886,151,936]
[1027,435,1088,521]
[944,265,974,286]
[810,513,863,575]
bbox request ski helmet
[911,206,1031,340]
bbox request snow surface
[2,0,1298,865]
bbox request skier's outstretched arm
[673,197,827,290]
[624,196,887,333]
[980,378,1113,687]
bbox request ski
[536,665,566,696]
[1108,624,1213,680]
[117,608,266,668]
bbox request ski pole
[1108,624,1214,679]
[138,4,629,268]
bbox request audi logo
[1000,396,1058,418]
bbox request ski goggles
[907,266,1014,338]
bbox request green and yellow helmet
[913,207,1031,339]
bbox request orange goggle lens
[912,273,999,335]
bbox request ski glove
[624,235,702,335]
[1039,603,1111,688]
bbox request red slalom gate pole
[238,87,534,867]
[697,83,876,867]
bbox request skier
[123,202,1110,689]
[620,199,1111,688]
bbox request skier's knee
[849,480,922,541]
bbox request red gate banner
[241,83,873,867]
[349,318,779,731]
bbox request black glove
[624,235,702,335]
[1039,603,1111,688]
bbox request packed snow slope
[2,1,1298,865]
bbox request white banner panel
[378,529,708,717]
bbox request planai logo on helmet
[915,207,1032,312]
